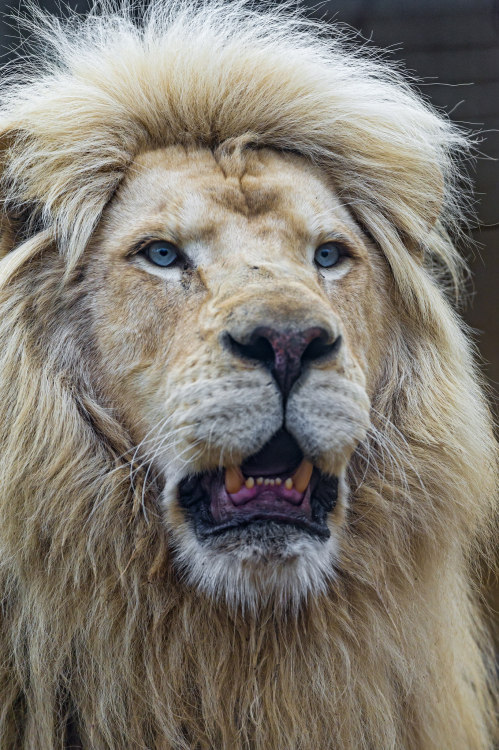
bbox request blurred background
[0,0,497,623]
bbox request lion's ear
[0,213,15,259]
[423,167,446,235]
[0,201,42,260]
[397,161,446,255]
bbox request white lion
[0,2,496,748]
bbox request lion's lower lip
[202,514,331,539]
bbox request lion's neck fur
[0,264,495,749]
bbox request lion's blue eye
[314,242,346,268]
[143,241,180,267]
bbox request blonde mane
[0,2,496,748]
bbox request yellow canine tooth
[292,459,314,493]
[245,477,255,489]
[284,478,293,490]
[225,466,244,494]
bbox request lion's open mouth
[178,430,338,539]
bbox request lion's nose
[225,326,341,397]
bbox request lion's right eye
[142,241,180,268]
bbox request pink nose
[225,326,341,397]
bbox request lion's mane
[0,2,496,748]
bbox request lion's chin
[170,514,342,612]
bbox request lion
[0,2,496,748]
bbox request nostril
[224,332,275,366]
[302,333,341,363]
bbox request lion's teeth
[225,466,244,494]
[292,459,313,493]
[226,466,312,494]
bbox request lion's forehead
[105,145,361,261]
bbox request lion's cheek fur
[286,371,371,476]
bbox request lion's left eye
[314,242,348,268]
[142,241,180,267]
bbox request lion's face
[86,145,390,607]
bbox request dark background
[1,1,498,620]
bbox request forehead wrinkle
[203,147,289,218]
[189,171,326,251]
[204,158,281,218]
